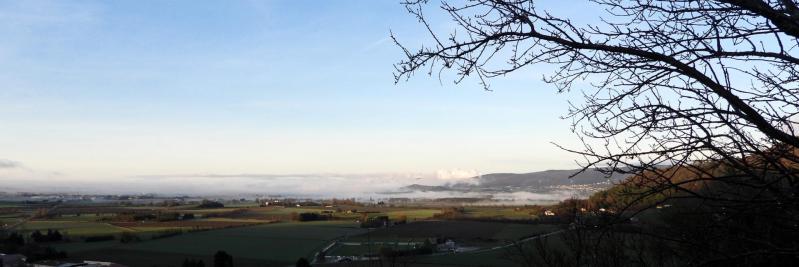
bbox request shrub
[360,216,390,228]
[119,232,140,243]
[151,230,183,240]
[198,200,224,209]
[84,235,115,242]
[295,257,311,267]
[293,212,330,222]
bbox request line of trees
[180,250,233,267]
[291,212,331,222]
[213,250,233,267]
[198,200,225,209]
[30,229,63,243]
[0,231,68,262]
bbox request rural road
[480,229,567,252]
[421,228,567,257]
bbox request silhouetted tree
[295,257,311,267]
[8,233,24,246]
[119,232,140,243]
[0,232,25,253]
[50,230,62,242]
[30,230,43,243]
[183,258,205,267]
[198,200,224,209]
[213,250,233,267]
[395,0,799,265]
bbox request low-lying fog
[1,171,587,204]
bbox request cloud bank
[0,159,21,169]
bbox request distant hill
[466,168,629,187]
[402,168,630,193]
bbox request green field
[231,206,442,222]
[18,220,130,237]
[324,230,569,267]
[326,220,562,261]
[461,207,540,220]
[413,232,569,267]
[347,221,558,242]
[64,221,367,266]
[384,209,441,220]
[2,201,568,266]
[330,242,419,256]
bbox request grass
[18,204,562,267]
[327,221,562,260]
[404,229,568,267]
[384,209,441,220]
[241,207,441,221]
[329,243,419,256]
[69,248,278,267]
[0,213,24,218]
[18,221,130,237]
[462,207,539,220]
[491,223,561,240]
[0,202,25,208]
[51,214,110,222]
[173,208,236,214]
[199,217,268,222]
[414,247,519,266]
[52,219,561,267]
[223,202,260,208]
[67,220,367,266]
[249,207,325,215]
[53,240,121,253]
[18,218,203,239]
[347,221,558,244]
[124,226,193,232]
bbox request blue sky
[0,1,592,192]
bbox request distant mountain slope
[468,168,629,187]
[402,168,630,193]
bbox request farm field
[2,200,568,267]
[460,207,540,220]
[17,220,129,237]
[324,228,569,267]
[346,221,559,243]
[412,231,570,267]
[384,209,441,220]
[325,220,563,262]
[64,221,367,266]
[109,218,268,229]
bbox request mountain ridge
[402,168,630,193]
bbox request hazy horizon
[0,1,599,194]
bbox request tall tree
[295,258,311,267]
[395,0,799,265]
[213,250,233,267]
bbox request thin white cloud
[362,36,390,52]
[435,169,479,181]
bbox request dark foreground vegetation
[394,0,799,266]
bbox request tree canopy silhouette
[395,0,799,265]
